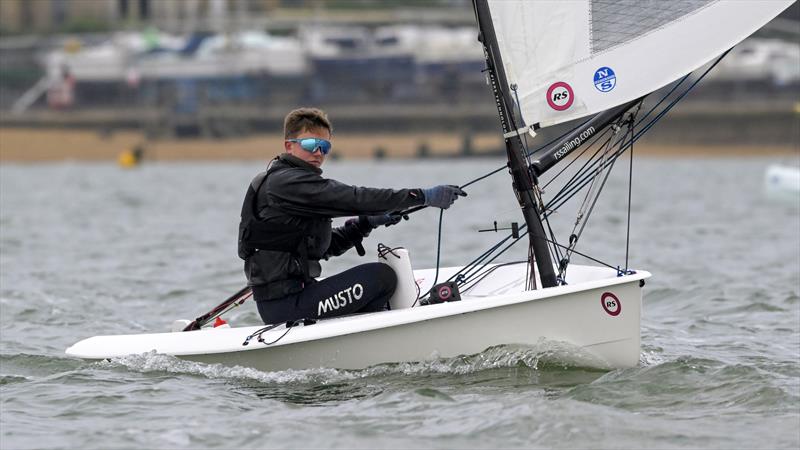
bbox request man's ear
[284,140,292,153]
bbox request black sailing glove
[345,217,372,238]
[342,215,402,258]
[344,217,370,257]
[350,215,402,236]
[422,185,467,209]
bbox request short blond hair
[283,107,332,139]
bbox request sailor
[239,107,466,325]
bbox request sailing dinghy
[68,263,648,371]
[66,0,794,371]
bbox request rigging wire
[444,232,516,285]
[532,184,557,285]
[432,50,729,220]
[536,53,726,277]
[540,219,559,284]
[545,50,729,216]
[635,72,691,126]
[544,138,627,217]
[558,118,627,281]
[510,84,533,166]
[457,223,624,286]
[542,125,615,191]
[460,260,528,293]
[544,52,727,209]
[625,116,635,273]
[460,165,506,189]
[544,133,635,218]
[444,124,659,285]
[449,230,527,285]
[476,12,567,287]
[529,116,596,158]
[416,49,731,294]
[537,234,626,272]
[544,127,624,211]
[537,126,617,279]
[631,49,732,143]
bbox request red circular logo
[601,292,621,316]
[546,82,574,111]
[438,285,452,300]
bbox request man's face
[284,128,331,168]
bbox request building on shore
[0,1,473,35]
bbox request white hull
[765,165,800,201]
[66,263,649,371]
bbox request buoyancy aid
[237,165,309,262]
[240,153,426,300]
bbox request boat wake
[100,340,612,384]
[639,347,668,367]
[100,351,350,385]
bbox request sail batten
[487,0,794,130]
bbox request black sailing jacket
[241,154,424,300]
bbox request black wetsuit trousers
[254,263,397,325]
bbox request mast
[473,0,557,288]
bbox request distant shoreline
[1,127,797,163]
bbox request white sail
[487,0,794,129]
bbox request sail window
[590,0,717,54]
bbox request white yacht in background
[137,31,306,79]
[710,38,800,84]
[43,30,306,82]
[765,164,800,202]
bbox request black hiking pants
[255,263,397,325]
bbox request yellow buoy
[118,144,146,168]
[117,149,142,168]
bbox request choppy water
[1,156,798,449]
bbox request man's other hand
[422,185,467,209]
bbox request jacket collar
[276,153,323,174]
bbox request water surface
[1,157,798,449]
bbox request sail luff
[473,0,558,289]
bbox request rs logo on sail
[318,283,364,316]
[546,81,575,111]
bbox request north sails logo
[317,283,364,316]
[594,67,616,92]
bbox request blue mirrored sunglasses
[287,138,332,155]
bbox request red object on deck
[213,317,228,327]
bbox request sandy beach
[1,127,797,162]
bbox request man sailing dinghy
[238,107,466,325]
[66,0,794,372]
